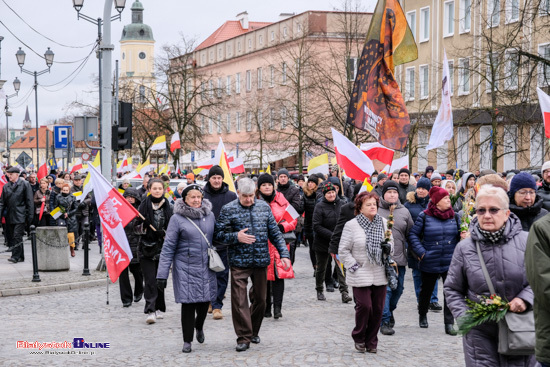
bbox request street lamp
[72,0,126,181]
[4,77,21,163]
[16,47,54,167]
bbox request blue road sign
[211,150,215,158]
[54,126,72,149]
[191,151,195,162]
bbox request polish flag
[229,157,245,174]
[360,142,395,165]
[331,128,375,181]
[70,158,83,174]
[37,162,48,181]
[0,172,7,197]
[389,155,410,172]
[282,204,299,223]
[170,132,181,153]
[537,87,550,138]
[88,164,140,282]
[117,154,128,174]
[121,170,142,180]
[197,158,215,170]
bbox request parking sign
[54,126,72,149]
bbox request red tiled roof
[195,20,272,51]
[10,127,53,149]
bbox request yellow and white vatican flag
[150,135,166,151]
[307,153,329,176]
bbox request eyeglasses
[516,190,536,197]
[475,207,504,215]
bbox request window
[208,118,213,134]
[281,107,287,129]
[187,80,192,99]
[217,78,222,98]
[246,70,252,91]
[282,62,287,84]
[505,50,519,90]
[246,112,252,131]
[538,44,550,86]
[486,53,499,92]
[139,85,146,103]
[259,35,263,46]
[540,0,550,15]
[236,73,241,94]
[488,0,500,27]
[227,44,232,56]
[200,116,205,134]
[238,42,241,52]
[406,11,416,40]
[420,7,430,42]
[248,39,252,49]
[479,126,492,169]
[459,58,470,95]
[503,125,517,171]
[347,57,358,81]
[405,67,415,101]
[218,47,223,59]
[283,27,288,38]
[258,111,263,131]
[236,112,241,132]
[419,65,429,99]
[448,60,454,95]
[217,114,222,134]
[460,0,471,32]
[270,65,275,87]
[271,31,275,41]
[417,130,428,172]
[457,127,469,170]
[209,80,214,98]
[226,75,231,95]
[257,68,263,89]
[444,1,455,37]
[506,0,519,22]
[226,113,231,133]
[297,23,302,33]
[531,124,545,166]
[269,108,275,129]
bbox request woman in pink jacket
[256,174,297,320]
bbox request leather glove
[156,279,167,289]
[278,224,285,233]
[380,241,391,256]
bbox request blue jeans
[412,268,438,303]
[211,247,229,310]
[382,266,406,323]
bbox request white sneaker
[156,311,164,319]
[146,312,156,324]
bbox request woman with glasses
[508,172,548,231]
[445,184,535,366]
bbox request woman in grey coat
[445,185,536,367]
[157,185,217,354]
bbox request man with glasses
[508,172,548,231]
[538,161,550,211]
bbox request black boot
[445,324,457,336]
[273,306,282,319]
[419,314,428,328]
[264,307,272,318]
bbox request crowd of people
[3,161,550,366]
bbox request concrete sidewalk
[0,239,108,297]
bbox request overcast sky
[0,0,375,129]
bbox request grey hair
[237,178,256,195]
[476,184,509,210]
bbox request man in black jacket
[276,169,304,214]
[397,168,415,204]
[1,167,34,263]
[203,165,238,321]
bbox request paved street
[2,247,465,366]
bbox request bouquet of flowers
[460,191,475,232]
[457,294,509,335]
[382,205,398,290]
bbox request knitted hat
[416,177,431,191]
[278,168,289,178]
[207,165,224,180]
[308,174,320,185]
[446,169,455,176]
[479,169,497,177]
[377,173,387,181]
[382,180,399,197]
[542,161,550,175]
[509,172,536,198]
[181,184,204,200]
[297,175,305,182]
[425,166,434,174]
[257,173,275,188]
[323,182,336,195]
[430,172,442,182]
[186,172,195,180]
[399,168,411,176]
[429,186,449,205]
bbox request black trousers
[140,257,165,314]
[119,262,144,304]
[304,230,316,269]
[181,302,209,343]
[418,271,454,325]
[265,279,284,310]
[7,223,25,261]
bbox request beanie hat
[257,173,275,188]
[377,173,387,181]
[429,186,449,205]
[297,175,305,182]
[308,174,319,185]
[416,177,431,191]
[446,169,455,176]
[399,168,411,176]
[542,161,550,176]
[430,172,442,182]
[277,168,289,178]
[323,182,336,195]
[479,169,496,177]
[382,180,399,197]
[207,165,224,180]
[181,184,204,201]
[328,176,340,185]
[509,172,537,198]
[425,166,434,174]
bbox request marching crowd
[2,161,550,366]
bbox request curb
[0,279,106,297]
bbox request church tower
[120,0,156,104]
[22,106,31,130]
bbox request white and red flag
[389,155,410,172]
[332,128,375,181]
[37,161,48,181]
[70,158,83,174]
[88,164,140,282]
[0,171,7,197]
[537,87,550,139]
[360,142,394,165]
[117,154,129,174]
[282,204,299,223]
[229,157,245,174]
[170,132,181,153]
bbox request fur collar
[174,198,212,219]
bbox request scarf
[260,191,276,203]
[424,201,455,220]
[477,223,506,244]
[356,213,385,266]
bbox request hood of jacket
[462,172,474,191]
[469,212,523,244]
[379,197,403,209]
[406,191,429,205]
[509,195,544,219]
[174,198,212,219]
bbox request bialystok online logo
[17,338,110,350]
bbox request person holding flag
[55,184,79,257]
[33,178,51,227]
[137,178,173,324]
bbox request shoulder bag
[476,241,535,356]
[185,217,225,273]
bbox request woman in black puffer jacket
[56,183,78,257]
[312,182,343,301]
[303,174,320,273]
